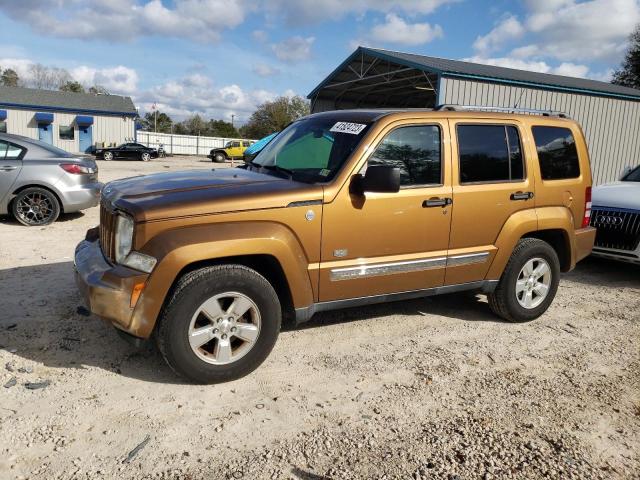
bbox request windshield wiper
[260,164,296,180]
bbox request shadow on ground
[0,256,636,384]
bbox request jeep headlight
[114,213,157,273]
[114,213,134,263]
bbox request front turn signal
[130,282,145,308]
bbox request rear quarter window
[532,126,580,180]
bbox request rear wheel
[12,187,61,226]
[488,238,560,322]
[156,265,281,384]
[141,152,151,162]
[102,151,113,161]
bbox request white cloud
[271,36,315,63]
[71,65,138,95]
[252,30,269,43]
[252,63,280,77]
[473,16,524,54]
[369,14,443,46]
[464,55,597,80]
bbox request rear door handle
[0,165,17,172]
[510,191,534,201]
[423,197,453,208]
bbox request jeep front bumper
[74,233,150,337]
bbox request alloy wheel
[515,257,552,309]
[187,292,261,365]
[16,191,56,225]
[141,152,150,162]
[103,151,113,161]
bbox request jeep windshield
[622,165,640,182]
[250,115,373,183]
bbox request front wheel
[213,152,226,163]
[141,152,151,162]
[102,151,113,161]
[488,238,560,322]
[156,265,281,383]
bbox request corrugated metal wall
[3,107,135,153]
[136,131,255,156]
[440,77,640,185]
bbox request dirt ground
[0,156,638,480]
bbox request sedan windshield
[622,165,640,182]
[251,116,372,183]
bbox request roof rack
[434,104,570,118]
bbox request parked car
[242,133,278,163]
[75,107,596,383]
[590,164,640,264]
[95,143,158,162]
[209,140,253,163]
[0,133,101,226]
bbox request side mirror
[620,166,633,180]
[351,165,400,194]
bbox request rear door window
[532,126,580,180]
[457,125,524,183]
[0,140,25,159]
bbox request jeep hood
[102,168,323,221]
[592,181,640,211]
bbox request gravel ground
[0,156,638,480]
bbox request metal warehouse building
[309,47,640,184]
[0,86,137,154]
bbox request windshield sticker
[330,122,367,135]
[319,168,331,177]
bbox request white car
[590,165,640,264]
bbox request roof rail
[434,104,570,118]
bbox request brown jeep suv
[75,107,596,383]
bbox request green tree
[88,85,109,94]
[178,114,208,136]
[140,111,173,133]
[60,80,85,93]
[240,95,310,139]
[612,24,640,89]
[208,119,239,138]
[0,68,20,87]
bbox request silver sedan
[0,133,102,226]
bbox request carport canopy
[308,47,439,111]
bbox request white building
[0,86,137,154]
[309,47,640,185]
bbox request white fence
[136,131,254,156]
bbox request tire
[102,151,113,161]
[213,152,226,163]
[156,265,281,384]
[11,187,61,226]
[488,238,560,323]
[141,152,151,162]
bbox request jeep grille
[99,201,117,262]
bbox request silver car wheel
[103,151,113,161]
[187,292,261,365]
[515,257,551,309]
[141,152,151,162]
[16,191,55,225]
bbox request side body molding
[128,222,314,338]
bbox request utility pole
[231,114,235,130]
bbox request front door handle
[0,165,17,172]
[510,191,534,201]
[423,197,453,208]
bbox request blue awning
[76,115,94,126]
[0,110,6,121]
[35,112,54,124]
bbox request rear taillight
[581,186,592,228]
[60,163,95,175]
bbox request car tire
[102,151,113,161]
[141,152,151,162]
[11,187,61,226]
[213,152,226,163]
[156,265,281,384]
[488,238,560,323]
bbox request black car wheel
[141,152,151,162]
[103,151,113,161]
[213,152,226,163]
[12,187,61,226]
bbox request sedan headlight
[114,213,134,263]
[114,213,157,273]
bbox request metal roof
[309,47,640,101]
[0,85,137,116]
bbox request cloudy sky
[0,0,638,124]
